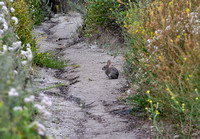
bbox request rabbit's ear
[107,60,111,66]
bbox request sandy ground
[34,13,149,139]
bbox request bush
[24,0,46,25]
[122,0,200,137]
[10,0,36,48]
[0,1,45,138]
[83,0,128,38]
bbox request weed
[32,50,67,70]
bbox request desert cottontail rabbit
[102,60,119,79]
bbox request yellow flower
[186,8,190,14]
[195,89,198,91]
[149,100,152,103]
[159,56,161,59]
[156,110,160,115]
[145,107,148,110]
[188,75,191,77]
[131,53,134,56]
[196,97,198,100]
[184,57,187,60]
[109,8,113,11]
[171,39,173,43]
[47,53,49,55]
[166,88,169,91]
[186,78,189,81]
[177,35,180,38]
[184,33,187,36]
[169,1,173,6]
[146,90,150,94]
[171,96,174,99]
[147,99,150,102]
[182,103,185,106]
[149,117,152,120]
[182,109,185,112]
[117,96,120,101]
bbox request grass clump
[33,51,67,69]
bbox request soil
[34,13,150,139]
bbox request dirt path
[34,13,147,139]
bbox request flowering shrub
[121,0,200,137]
[0,1,50,138]
[10,0,35,48]
[24,0,45,25]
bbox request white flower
[10,7,15,13]
[2,45,7,54]
[28,121,46,135]
[166,25,170,30]
[196,20,200,23]
[13,70,18,75]
[24,95,35,103]
[41,95,52,106]
[26,48,33,61]
[8,47,14,51]
[10,0,13,2]
[8,88,19,97]
[21,61,27,65]
[21,48,33,61]
[13,106,23,111]
[3,22,8,31]
[0,2,4,6]
[11,17,18,25]
[41,99,52,106]
[8,41,21,52]
[127,89,130,95]
[0,30,4,36]
[154,45,158,50]
[43,110,51,117]
[34,104,45,112]
[2,6,8,14]
[27,43,31,48]
[147,39,152,44]
[12,41,21,49]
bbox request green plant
[32,50,67,69]
[0,1,45,138]
[68,0,85,14]
[10,0,36,48]
[121,0,200,137]
[24,0,46,25]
